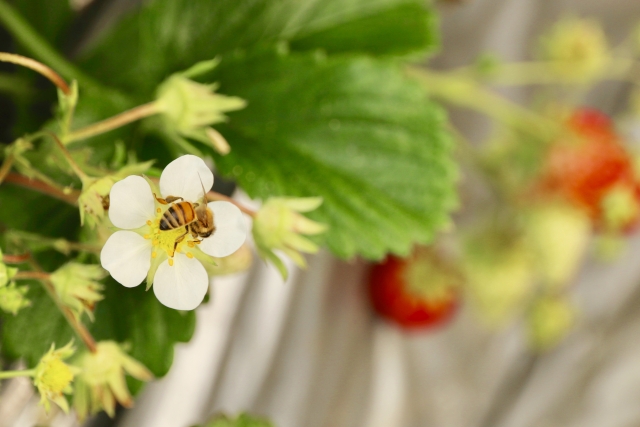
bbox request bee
[154,187,215,255]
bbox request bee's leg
[154,194,183,205]
[171,230,189,257]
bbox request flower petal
[159,155,214,202]
[109,176,155,229]
[153,253,208,310]
[198,201,246,258]
[101,231,151,288]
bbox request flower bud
[33,341,77,413]
[50,263,106,321]
[79,161,154,228]
[252,197,328,279]
[155,59,246,155]
[0,281,30,315]
[538,17,609,81]
[73,341,152,419]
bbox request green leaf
[11,0,74,46]
[77,0,439,95]
[289,2,438,56]
[207,49,457,259]
[1,284,73,367]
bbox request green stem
[0,0,92,85]
[461,58,639,86]
[0,369,35,380]
[407,67,560,141]
[65,102,160,144]
[0,52,69,94]
[25,255,97,353]
[48,133,89,181]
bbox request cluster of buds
[252,197,328,279]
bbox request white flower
[100,155,246,310]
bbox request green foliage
[1,0,454,402]
[208,49,457,259]
[77,0,439,94]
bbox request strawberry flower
[100,155,246,310]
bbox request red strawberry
[542,108,640,230]
[368,252,458,330]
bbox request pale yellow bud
[253,197,328,279]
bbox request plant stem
[0,1,93,85]
[47,133,89,181]
[65,102,160,145]
[206,191,257,218]
[459,58,640,86]
[0,369,35,380]
[2,253,31,264]
[14,271,50,281]
[7,230,102,255]
[4,172,79,205]
[0,153,15,185]
[407,67,560,141]
[25,254,97,353]
[0,52,69,94]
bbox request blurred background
[3,0,640,426]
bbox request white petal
[101,231,152,288]
[199,201,246,258]
[159,155,214,202]
[153,253,209,310]
[109,176,156,229]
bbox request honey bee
[154,187,215,255]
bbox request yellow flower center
[143,208,200,264]
[38,358,73,395]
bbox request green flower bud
[252,197,328,279]
[78,160,154,228]
[155,59,246,155]
[73,341,153,420]
[0,281,30,315]
[33,341,78,413]
[50,263,106,321]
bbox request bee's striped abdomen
[160,202,196,230]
